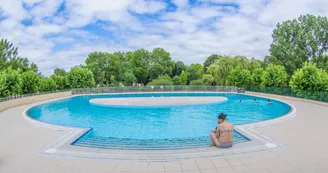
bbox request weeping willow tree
[207,56,234,86]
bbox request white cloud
[1,0,328,76]
[129,0,167,14]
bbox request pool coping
[22,92,297,161]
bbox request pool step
[72,130,250,150]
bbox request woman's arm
[215,125,220,138]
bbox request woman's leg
[210,131,220,147]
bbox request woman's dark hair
[218,113,227,120]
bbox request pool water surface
[28,93,291,149]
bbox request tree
[151,48,175,75]
[263,56,282,67]
[250,58,263,72]
[232,56,250,70]
[21,71,40,94]
[208,56,234,86]
[189,79,203,85]
[173,61,186,76]
[228,68,251,87]
[270,14,328,75]
[122,72,136,86]
[67,67,95,88]
[147,75,173,86]
[202,74,216,85]
[54,68,67,76]
[0,69,21,97]
[149,63,165,81]
[203,54,220,72]
[0,39,18,71]
[251,68,264,86]
[180,70,188,85]
[312,55,328,72]
[172,76,182,85]
[261,64,287,87]
[50,74,69,90]
[187,64,203,83]
[39,78,57,92]
[131,49,151,84]
[289,62,328,91]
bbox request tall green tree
[151,48,175,75]
[232,56,250,70]
[122,72,136,86]
[149,63,165,81]
[173,61,186,76]
[67,67,95,88]
[208,56,234,86]
[203,54,220,72]
[131,49,151,84]
[202,74,216,85]
[21,71,40,94]
[261,64,287,87]
[187,64,203,83]
[228,68,251,87]
[270,14,328,75]
[289,62,328,91]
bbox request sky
[0,0,328,76]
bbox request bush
[189,79,203,85]
[147,75,173,86]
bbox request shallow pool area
[27,93,291,149]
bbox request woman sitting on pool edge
[210,113,233,148]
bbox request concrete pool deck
[1,92,328,173]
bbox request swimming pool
[27,93,291,149]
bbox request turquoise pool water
[28,93,291,149]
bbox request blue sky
[0,0,328,76]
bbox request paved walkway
[1,93,328,173]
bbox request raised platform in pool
[89,96,228,107]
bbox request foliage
[147,75,173,86]
[54,68,67,76]
[203,54,220,72]
[180,70,188,85]
[202,74,216,86]
[251,68,264,86]
[189,79,203,85]
[187,64,203,83]
[270,14,328,75]
[0,69,22,97]
[172,76,182,85]
[67,67,95,88]
[261,64,287,87]
[250,58,263,72]
[289,62,328,91]
[122,72,136,86]
[149,63,165,81]
[207,56,234,86]
[21,71,40,94]
[173,61,186,76]
[39,78,57,92]
[0,39,38,72]
[151,48,175,75]
[263,56,282,67]
[50,74,69,90]
[228,68,251,87]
